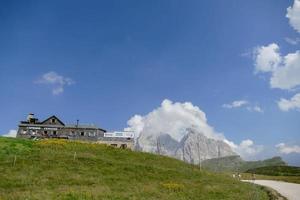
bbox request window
[81,132,84,136]
[89,132,96,137]
[44,131,48,134]
[51,118,56,123]
[53,131,57,135]
[110,144,118,147]
[120,144,127,149]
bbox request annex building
[17,114,134,149]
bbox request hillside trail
[242,180,300,200]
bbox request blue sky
[1,0,300,165]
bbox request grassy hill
[202,156,244,172]
[241,172,300,184]
[246,166,300,176]
[0,137,270,200]
[202,155,286,172]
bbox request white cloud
[247,105,264,113]
[278,93,300,111]
[36,71,74,95]
[126,99,263,160]
[2,130,17,138]
[125,115,144,136]
[222,100,249,108]
[225,139,263,160]
[287,0,300,33]
[126,99,222,142]
[223,100,263,113]
[285,37,300,45]
[254,43,281,73]
[271,51,300,90]
[237,140,264,159]
[253,106,263,113]
[276,143,300,154]
[253,43,300,90]
[240,50,253,58]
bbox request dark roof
[18,124,64,128]
[41,115,65,126]
[19,114,106,132]
[20,121,42,124]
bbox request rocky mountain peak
[136,127,237,165]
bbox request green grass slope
[202,156,244,172]
[246,166,300,176]
[202,156,286,172]
[0,137,269,200]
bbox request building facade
[17,114,134,149]
[96,131,135,149]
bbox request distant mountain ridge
[136,127,236,164]
[246,165,300,176]
[202,155,287,172]
[135,127,287,172]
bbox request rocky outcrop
[175,128,236,164]
[136,127,236,164]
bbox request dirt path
[243,180,300,200]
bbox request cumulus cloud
[271,51,300,90]
[125,115,144,136]
[276,143,300,154]
[278,93,300,111]
[2,130,17,138]
[228,139,264,160]
[254,43,281,73]
[126,99,263,159]
[36,71,74,95]
[126,99,222,142]
[222,100,248,108]
[253,43,300,90]
[287,0,300,33]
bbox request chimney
[27,113,34,121]
[76,119,79,128]
[27,113,35,123]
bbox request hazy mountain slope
[246,165,300,176]
[202,156,287,172]
[202,155,244,172]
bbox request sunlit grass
[0,137,269,200]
